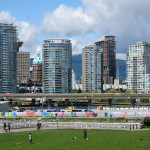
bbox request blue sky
[1,0,150,59]
[0,0,82,24]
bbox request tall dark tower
[95,36,116,84]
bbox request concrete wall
[0,101,9,112]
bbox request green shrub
[144,117,150,126]
[141,124,145,129]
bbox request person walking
[8,123,11,132]
[37,122,40,130]
[130,125,131,130]
[4,122,6,132]
[83,129,87,139]
[29,133,32,144]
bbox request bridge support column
[47,99,52,108]
[65,99,69,105]
[32,99,35,106]
[38,100,41,105]
[108,99,112,107]
[9,99,12,107]
[131,99,136,107]
[88,99,92,106]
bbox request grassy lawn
[0,129,150,150]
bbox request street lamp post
[57,101,58,129]
[54,101,58,129]
[42,99,43,115]
[92,93,93,108]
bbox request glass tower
[42,39,72,93]
[82,45,103,93]
[126,42,150,93]
[0,21,22,93]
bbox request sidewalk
[0,126,149,134]
[0,127,38,134]
[0,126,68,134]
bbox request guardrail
[1,93,150,99]
[0,122,141,130]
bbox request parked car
[72,109,82,112]
[85,109,93,112]
[19,108,25,112]
[66,106,75,110]
[85,109,98,117]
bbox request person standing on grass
[37,122,40,130]
[29,133,32,144]
[8,123,11,132]
[83,129,87,139]
[4,122,6,131]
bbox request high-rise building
[0,20,22,93]
[82,45,103,92]
[42,39,72,93]
[126,42,150,93]
[32,52,42,85]
[17,52,30,84]
[95,36,116,84]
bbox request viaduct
[0,93,150,107]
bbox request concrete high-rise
[127,42,150,93]
[17,52,30,84]
[42,39,72,93]
[82,45,103,92]
[95,36,116,84]
[0,21,22,93]
[32,52,42,85]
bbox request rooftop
[33,52,42,65]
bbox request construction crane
[72,42,78,55]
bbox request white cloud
[0,11,16,22]
[39,0,150,58]
[71,37,96,55]
[31,45,42,58]
[82,0,150,53]
[2,0,150,60]
[0,11,38,57]
[40,4,94,37]
[116,53,126,60]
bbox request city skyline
[1,0,150,60]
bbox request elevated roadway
[0,93,150,100]
[0,93,150,107]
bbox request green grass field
[0,129,150,150]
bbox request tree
[105,89,121,93]
[77,88,82,93]
[124,89,132,93]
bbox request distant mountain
[116,59,126,81]
[30,54,126,81]
[72,54,126,81]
